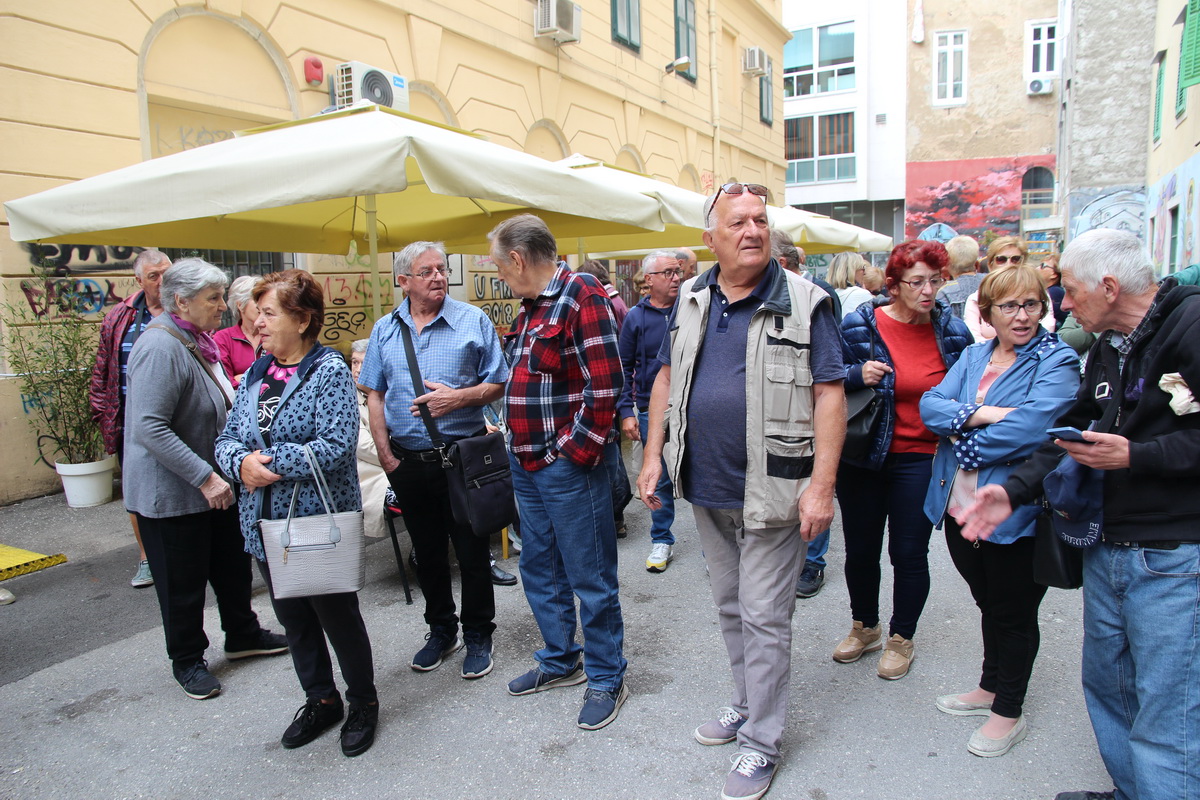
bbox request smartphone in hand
[1047,426,1093,444]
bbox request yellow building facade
[0,0,788,503]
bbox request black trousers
[257,560,377,706]
[137,507,261,667]
[386,446,496,636]
[944,518,1048,718]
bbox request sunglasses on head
[705,183,769,224]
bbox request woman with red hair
[832,240,972,680]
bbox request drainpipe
[709,0,721,185]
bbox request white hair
[1060,228,1155,295]
[393,241,446,277]
[160,258,229,314]
[642,250,676,272]
[133,248,169,278]
[350,338,370,354]
[226,275,259,325]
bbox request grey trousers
[693,505,807,760]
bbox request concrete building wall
[0,0,789,504]
[1056,0,1153,244]
[905,0,1060,244]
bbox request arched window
[1021,167,1055,221]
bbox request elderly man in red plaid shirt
[488,214,629,731]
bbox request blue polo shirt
[358,296,509,449]
[660,264,843,508]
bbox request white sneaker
[646,543,673,573]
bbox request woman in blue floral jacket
[215,270,377,758]
[920,265,1079,759]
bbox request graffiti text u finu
[23,243,143,276]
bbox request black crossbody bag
[399,323,514,538]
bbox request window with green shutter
[1155,57,1165,142]
[612,0,640,52]
[675,0,697,81]
[760,58,774,125]
[1179,27,1188,118]
[1183,0,1200,89]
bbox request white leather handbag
[259,445,366,599]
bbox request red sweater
[875,309,944,454]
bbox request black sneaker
[225,629,289,660]
[410,626,462,672]
[461,631,494,679]
[795,564,825,598]
[340,703,379,757]
[173,659,221,700]
[281,697,344,749]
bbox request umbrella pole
[365,194,382,320]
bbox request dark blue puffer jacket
[841,296,972,470]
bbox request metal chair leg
[384,507,413,605]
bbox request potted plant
[2,267,115,507]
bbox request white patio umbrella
[5,106,668,318]
[554,156,892,259]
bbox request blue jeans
[638,410,676,545]
[804,529,829,570]
[1082,542,1200,800]
[510,453,627,691]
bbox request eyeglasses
[645,268,683,279]
[704,182,770,222]
[994,299,1044,317]
[407,266,453,281]
[993,254,1025,265]
[896,277,946,291]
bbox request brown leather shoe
[832,621,883,663]
[877,634,915,680]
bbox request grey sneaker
[131,560,154,588]
[721,751,776,800]
[694,707,747,745]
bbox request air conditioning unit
[333,61,411,111]
[743,46,768,76]
[535,0,581,44]
[1027,77,1054,96]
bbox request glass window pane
[798,73,814,95]
[953,33,963,45]
[1031,42,1041,73]
[818,158,837,181]
[817,70,835,93]
[839,156,856,180]
[818,22,854,67]
[1046,41,1055,71]
[838,67,856,91]
[784,28,813,71]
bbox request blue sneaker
[695,707,748,745]
[577,682,628,730]
[507,661,586,696]
[461,631,493,679]
[411,626,462,672]
[721,751,776,800]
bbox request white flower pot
[55,455,117,508]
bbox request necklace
[988,353,1016,367]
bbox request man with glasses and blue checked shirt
[359,241,509,681]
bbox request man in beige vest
[638,182,845,800]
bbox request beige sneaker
[877,634,915,680]
[832,621,883,663]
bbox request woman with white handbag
[215,269,378,758]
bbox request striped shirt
[504,266,623,471]
[358,296,508,449]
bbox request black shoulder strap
[398,322,444,447]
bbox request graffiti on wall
[18,277,130,319]
[1143,151,1200,274]
[905,155,1056,241]
[468,257,519,332]
[1067,187,1147,242]
[21,243,144,276]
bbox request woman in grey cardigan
[215,269,378,758]
[125,258,287,701]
